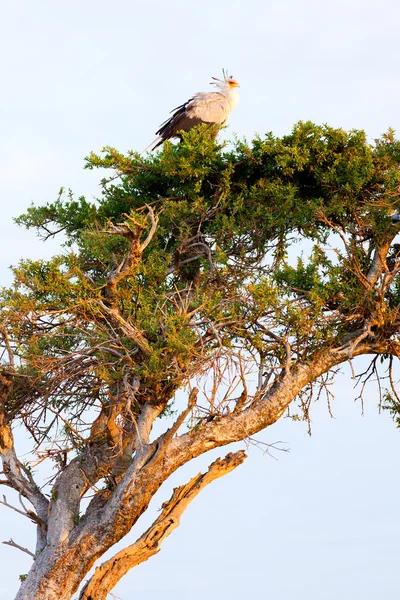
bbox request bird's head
[211,69,240,90]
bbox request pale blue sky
[1,1,400,598]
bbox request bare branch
[138,206,158,251]
[79,450,246,600]
[95,208,160,357]
[105,208,158,300]
[0,495,44,527]
[367,233,397,286]
[2,538,35,559]
[0,479,13,487]
[165,336,391,471]
[0,372,49,535]
[0,326,15,368]
[135,402,165,447]
[160,388,198,444]
[98,302,152,356]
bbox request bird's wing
[158,93,229,143]
[155,97,204,137]
[144,92,231,153]
[142,99,200,152]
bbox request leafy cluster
[3,121,400,448]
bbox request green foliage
[3,122,400,446]
[383,390,400,427]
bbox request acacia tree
[1,122,400,600]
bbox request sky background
[1,0,400,598]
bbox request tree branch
[2,538,35,559]
[105,208,158,301]
[0,494,45,528]
[0,371,49,554]
[100,208,158,356]
[165,336,390,473]
[367,232,397,286]
[79,450,246,600]
[156,388,198,452]
[0,326,15,368]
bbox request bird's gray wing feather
[154,92,230,147]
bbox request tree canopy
[1,122,400,600]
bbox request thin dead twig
[0,494,44,527]
[2,538,35,558]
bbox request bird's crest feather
[211,68,234,86]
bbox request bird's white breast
[227,88,239,110]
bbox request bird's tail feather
[141,136,163,154]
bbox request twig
[152,389,199,465]
[2,538,35,558]
[0,495,44,527]
[0,326,15,368]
